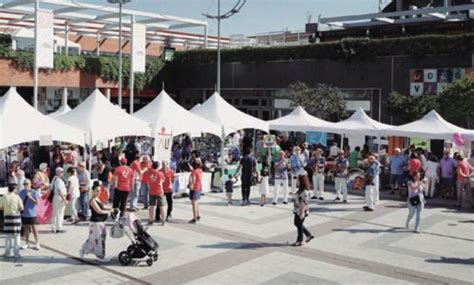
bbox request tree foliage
[287,81,347,121]
[438,76,474,129]
[387,91,440,123]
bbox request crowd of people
[0,133,473,258]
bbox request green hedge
[0,35,164,91]
[173,34,474,64]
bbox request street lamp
[203,0,246,95]
[108,0,131,109]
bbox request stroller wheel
[118,251,132,266]
[153,253,158,262]
[146,258,153,267]
[127,245,134,253]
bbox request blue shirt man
[390,151,406,175]
[18,187,39,218]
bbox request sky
[80,0,382,36]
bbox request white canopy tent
[57,89,151,145]
[333,107,394,137]
[0,87,84,148]
[133,90,221,137]
[190,103,202,112]
[380,110,474,141]
[268,106,339,133]
[47,104,72,119]
[191,92,268,136]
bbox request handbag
[65,193,71,201]
[409,195,421,206]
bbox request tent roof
[190,103,202,112]
[381,110,474,140]
[134,90,221,137]
[191,92,268,135]
[268,106,339,133]
[334,107,393,136]
[0,88,84,148]
[57,89,151,144]
[47,104,72,119]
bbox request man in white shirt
[329,142,339,158]
[51,167,67,233]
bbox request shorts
[21,216,37,225]
[390,174,403,186]
[149,195,163,207]
[189,190,201,201]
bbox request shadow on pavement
[332,227,407,234]
[425,257,474,265]
[198,241,289,250]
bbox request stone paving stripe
[38,243,151,285]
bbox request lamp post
[203,0,246,95]
[107,0,131,109]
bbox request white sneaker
[21,244,29,250]
[33,243,41,250]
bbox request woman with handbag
[79,184,111,262]
[406,171,427,233]
[291,174,314,246]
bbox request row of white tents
[1,87,473,150]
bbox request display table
[173,172,212,195]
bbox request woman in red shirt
[160,161,175,222]
[188,161,203,224]
[146,162,165,225]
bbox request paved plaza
[1,187,473,285]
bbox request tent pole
[340,133,344,151]
[220,126,225,192]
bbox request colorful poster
[410,69,424,83]
[36,9,54,68]
[423,83,437,95]
[410,83,423,96]
[424,69,437,83]
[306,131,327,146]
[131,23,146,73]
[410,137,430,150]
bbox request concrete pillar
[106,88,111,101]
[62,87,68,107]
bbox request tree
[286,81,347,121]
[438,76,474,129]
[386,91,439,124]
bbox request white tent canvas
[57,89,151,145]
[381,110,474,140]
[134,90,221,137]
[268,106,339,133]
[48,104,72,119]
[0,88,84,148]
[333,107,394,136]
[191,92,268,136]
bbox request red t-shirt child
[114,165,133,191]
[161,168,175,194]
[147,169,165,196]
[190,168,203,192]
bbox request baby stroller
[110,210,159,266]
